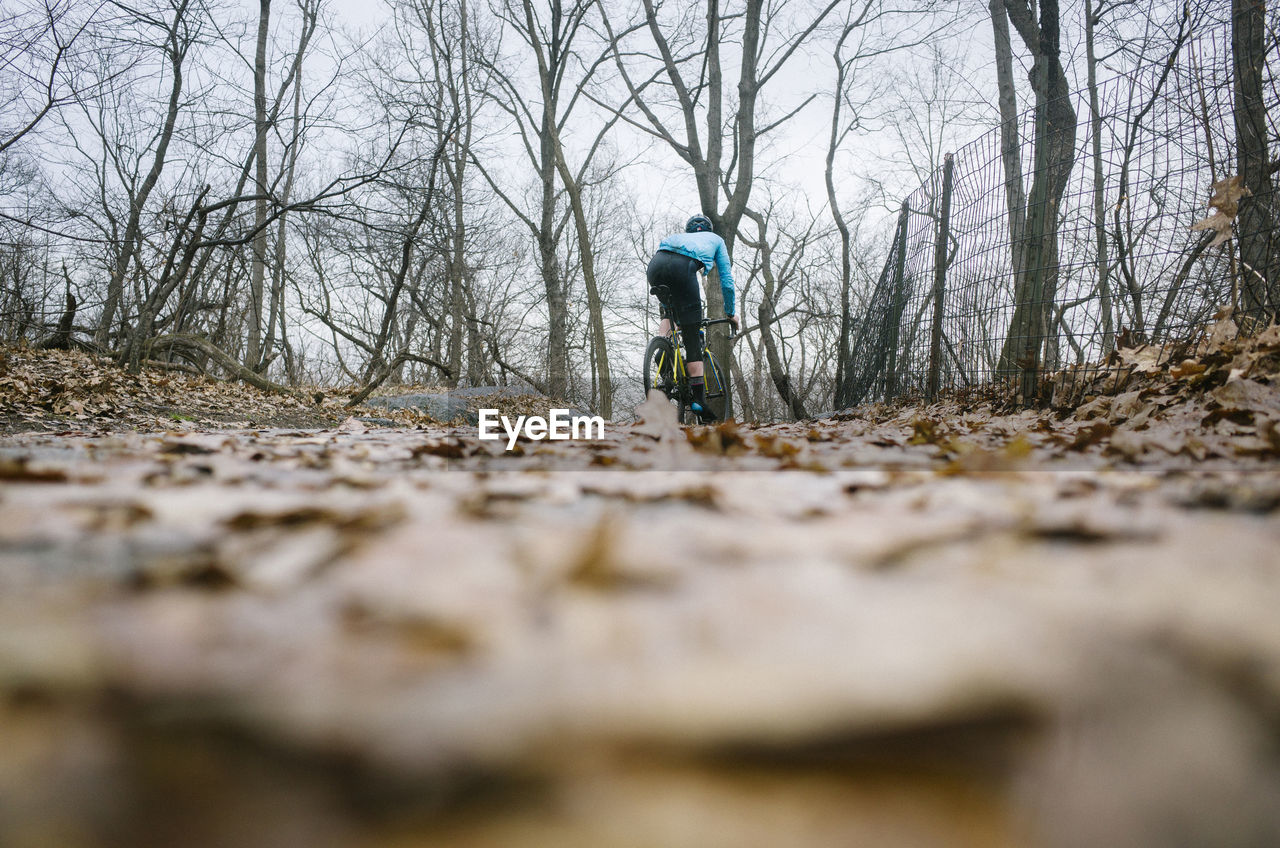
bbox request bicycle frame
[648,311,734,422]
[659,317,732,380]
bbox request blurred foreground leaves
[1,324,1280,848]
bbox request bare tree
[469,0,592,403]
[996,0,1076,386]
[602,0,842,417]
[475,0,637,414]
[741,205,819,420]
[989,0,1027,330]
[1234,0,1279,319]
[92,0,200,348]
[245,0,272,370]
[1083,0,1114,352]
[827,1,892,408]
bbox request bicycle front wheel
[703,349,731,421]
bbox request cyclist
[646,213,739,422]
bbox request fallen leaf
[338,416,367,433]
[0,457,67,483]
[632,390,682,441]
[1209,379,1280,421]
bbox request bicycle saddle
[649,283,673,302]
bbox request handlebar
[701,316,738,338]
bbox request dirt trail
[2,388,1279,847]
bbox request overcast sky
[226,0,1003,239]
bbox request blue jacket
[658,231,736,316]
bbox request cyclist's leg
[679,318,713,420]
[667,257,715,419]
[649,250,713,419]
[647,251,687,339]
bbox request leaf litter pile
[1,318,1280,848]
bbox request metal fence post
[927,153,955,401]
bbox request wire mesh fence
[840,18,1279,407]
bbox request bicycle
[643,285,734,424]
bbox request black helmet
[685,214,713,233]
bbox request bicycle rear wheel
[643,336,678,400]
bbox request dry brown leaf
[686,419,749,455]
[1191,213,1235,247]
[753,432,805,459]
[0,457,67,482]
[1169,359,1208,380]
[1191,175,1250,247]
[1206,306,1239,351]
[1021,503,1159,543]
[565,514,672,591]
[224,502,405,533]
[632,389,682,441]
[1068,421,1114,451]
[1207,174,1250,217]
[412,438,468,459]
[1117,344,1164,375]
[338,416,368,433]
[1110,391,1153,422]
[1210,379,1280,419]
[1256,417,1280,453]
[341,600,476,656]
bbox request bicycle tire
[644,336,687,424]
[703,350,731,421]
[642,336,676,397]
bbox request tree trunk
[1084,0,1114,352]
[465,281,487,385]
[246,0,271,369]
[538,130,569,399]
[989,0,1027,321]
[445,0,472,387]
[1233,0,1279,320]
[757,298,808,421]
[262,49,303,377]
[552,142,612,417]
[39,270,77,350]
[997,0,1076,381]
[827,28,854,408]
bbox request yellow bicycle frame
[652,324,722,396]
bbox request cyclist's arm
[713,240,736,316]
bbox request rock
[364,393,476,424]
[456,385,597,419]
[450,385,534,400]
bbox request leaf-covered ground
[1,323,1279,848]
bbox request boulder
[364,393,476,424]
[450,386,533,400]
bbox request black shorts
[647,249,705,362]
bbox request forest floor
[2,321,1280,848]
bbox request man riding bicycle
[647,213,739,422]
